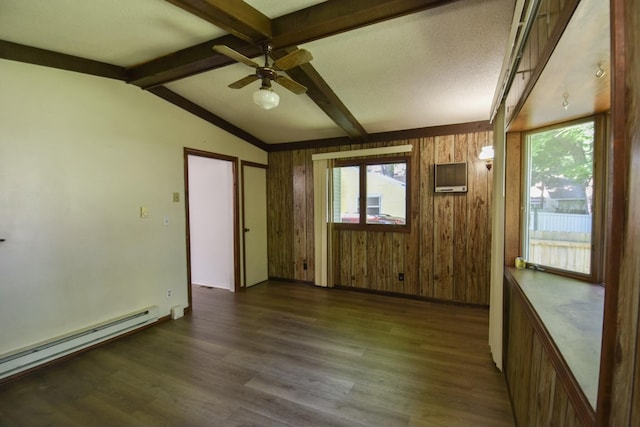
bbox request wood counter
[503,267,604,426]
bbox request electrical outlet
[398,273,404,281]
[172,192,180,203]
[167,289,172,297]
[303,261,308,270]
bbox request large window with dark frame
[522,115,605,281]
[332,157,409,231]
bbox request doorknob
[244,228,250,232]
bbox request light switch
[173,192,180,203]
[140,206,149,218]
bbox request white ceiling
[0,0,515,145]
[303,0,512,134]
[0,0,226,66]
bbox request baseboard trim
[331,285,489,308]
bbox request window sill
[333,223,411,233]
[505,267,604,409]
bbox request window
[332,157,409,231]
[366,195,382,215]
[522,116,604,280]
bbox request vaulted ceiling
[0,0,515,150]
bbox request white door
[187,154,235,291]
[242,163,268,287]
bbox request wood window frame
[332,156,411,233]
[519,113,607,283]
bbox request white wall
[0,59,267,355]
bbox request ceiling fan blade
[272,49,313,71]
[213,45,260,68]
[228,74,259,89]
[275,75,308,94]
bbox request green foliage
[529,121,594,188]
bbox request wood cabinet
[504,271,590,427]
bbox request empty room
[1,1,639,426]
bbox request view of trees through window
[333,160,407,227]
[524,120,595,274]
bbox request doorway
[184,148,239,309]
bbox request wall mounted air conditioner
[434,162,467,193]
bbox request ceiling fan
[212,43,313,109]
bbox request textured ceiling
[0,0,225,66]
[244,0,324,19]
[0,0,515,145]
[301,0,512,134]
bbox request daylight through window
[332,158,408,230]
[523,118,602,277]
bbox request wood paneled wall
[267,150,315,283]
[267,131,493,305]
[597,0,640,425]
[504,275,586,427]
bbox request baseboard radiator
[0,305,159,380]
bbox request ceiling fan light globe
[253,88,280,110]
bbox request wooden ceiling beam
[270,0,463,48]
[0,40,126,81]
[272,47,368,141]
[165,0,271,43]
[134,0,461,88]
[131,0,461,141]
[127,35,261,89]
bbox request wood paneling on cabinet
[504,276,586,427]
[267,131,493,304]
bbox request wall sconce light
[479,145,494,170]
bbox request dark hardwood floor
[0,281,514,427]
